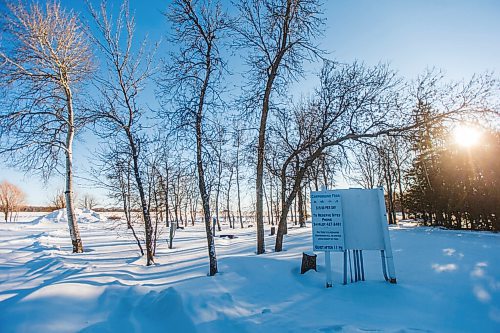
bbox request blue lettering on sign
[315,205,337,210]
[314,245,343,251]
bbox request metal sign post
[325,251,332,288]
[377,188,397,283]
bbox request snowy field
[0,211,499,333]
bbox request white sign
[311,191,344,252]
[334,188,386,250]
[310,187,397,285]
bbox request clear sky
[1,0,499,206]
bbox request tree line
[404,121,499,231]
[0,0,498,274]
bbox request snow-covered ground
[0,211,498,333]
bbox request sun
[453,124,481,148]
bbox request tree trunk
[395,152,406,220]
[126,130,154,265]
[269,178,274,226]
[256,139,266,253]
[129,220,144,256]
[197,124,217,276]
[321,155,329,189]
[382,149,396,225]
[191,195,198,226]
[391,188,397,224]
[126,164,132,227]
[196,40,217,276]
[226,167,234,229]
[298,184,305,227]
[174,200,178,226]
[2,206,8,222]
[215,180,222,231]
[256,76,277,254]
[275,145,328,252]
[165,161,170,227]
[236,141,244,228]
[275,193,296,252]
[303,188,309,223]
[293,196,298,225]
[275,179,283,233]
[64,87,83,253]
[264,180,272,226]
[120,164,144,255]
[255,0,295,254]
[189,197,194,226]
[183,201,188,227]
[153,179,160,255]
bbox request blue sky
[1,0,499,206]
[327,0,499,79]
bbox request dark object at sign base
[219,234,236,239]
[301,252,317,274]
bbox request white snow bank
[32,208,105,225]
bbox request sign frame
[310,187,397,286]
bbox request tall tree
[160,0,230,276]
[271,62,412,251]
[234,0,324,254]
[0,1,93,252]
[88,0,157,265]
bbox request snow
[32,208,104,225]
[0,212,499,332]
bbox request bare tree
[271,62,401,251]
[345,143,384,189]
[143,155,167,255]
[0,1,93,252]
[80,194,98,210]
[233,0,324,254]
[0,180,25,222]
[88,1,157,265]
[50,189,67,210]
[272,61,498,252]
[159,0,230,276]
[95,144,144,256]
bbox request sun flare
[453,125,481,147]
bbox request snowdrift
[32,208,105,225]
